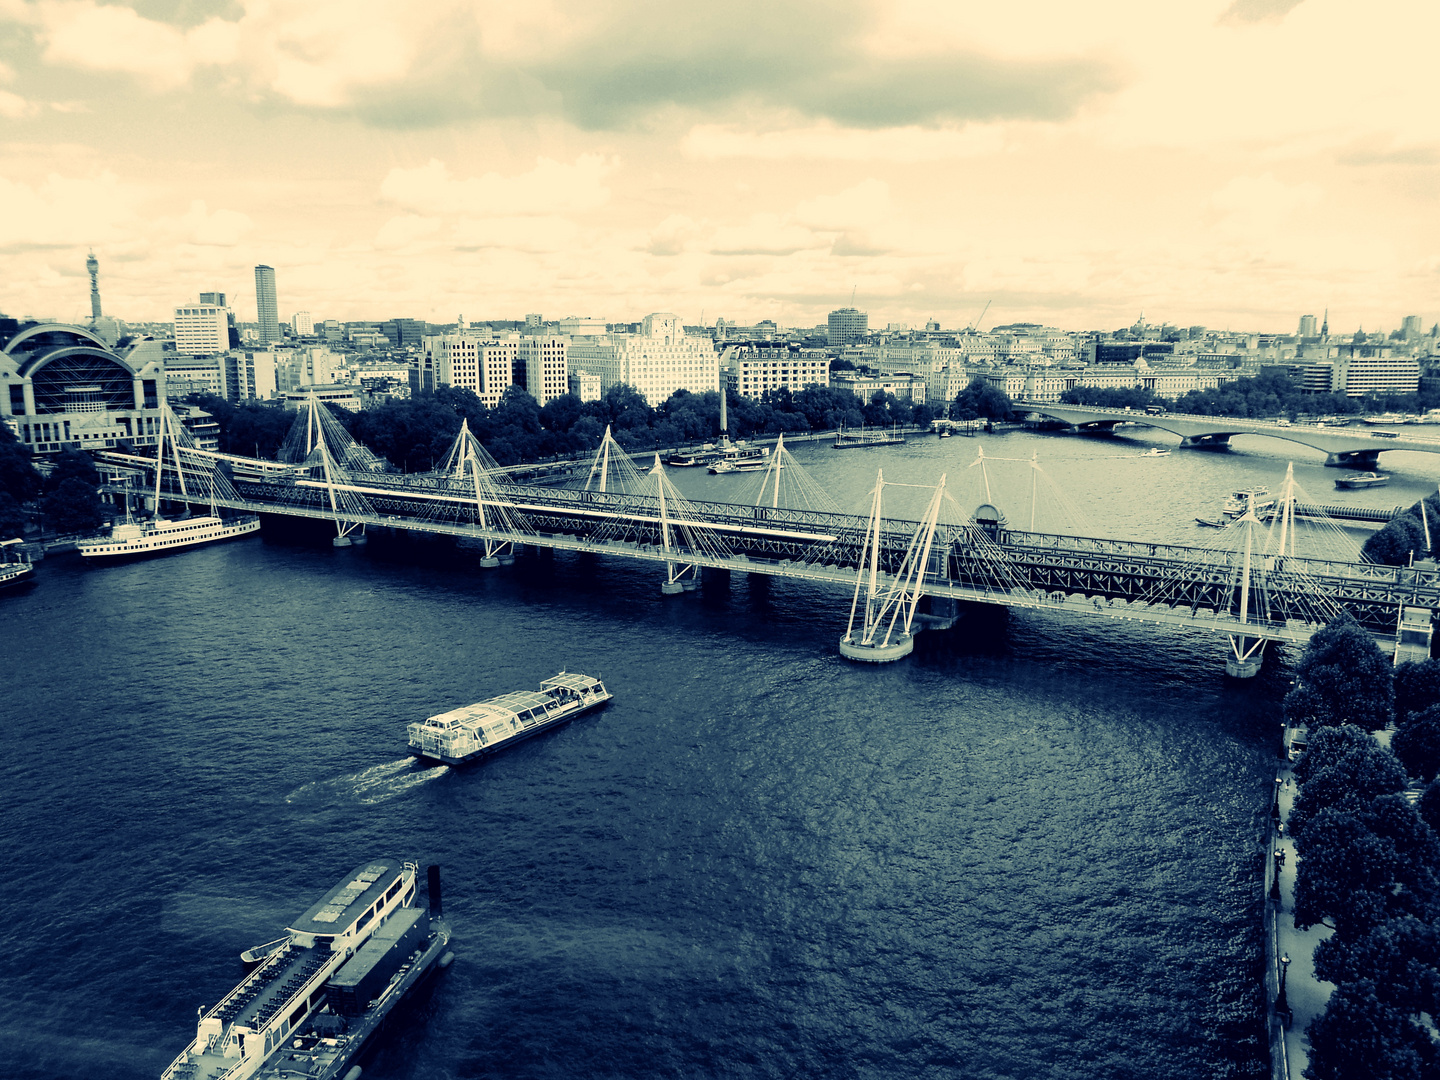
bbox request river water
[5,425,1439,1080]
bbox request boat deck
[166,945,336,1080]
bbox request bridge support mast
[840,471,947,662]
[1226,493,1266,678]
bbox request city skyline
[1,1,1437,333]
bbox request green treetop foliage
[41,476,103,534]
[0,419,41,504]
[1057,386,1157,410]
[951,378,1013,421]
[1285,614,1395,731]
[1313,915,1440,1017]
[1392,706,1440,784]
[1362,494,1440,566]
[1394,660,1440,725]
[43,448,98,493]
[1294,725,1389,786]
[1304,978,1440,1080]
[0,491,24,538]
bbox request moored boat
[1141,447,1170,457]
[1222,487,1276,517]
[665,454,702,467]
[160,858,452,1080]
[77,513,260,560]
[0,537,35,591]
[407,672,613,766]
[1335,471,1390,490]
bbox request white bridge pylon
[282,393,378,546]
[840,469,948,662]
[150,405,243,511]
[646,453,731,593]
[439,419,532,566]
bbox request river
[4,424,1437,1079]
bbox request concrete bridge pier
[1324,449,1382,469]
[839,633,914,662]
[1226,635,1267,678]
[1180,434,1234,451]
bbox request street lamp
[1278,953,1292,1028]
[1270,848,1283,901]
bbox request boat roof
[427,690,552,727]
[288,857,404,934]
[543,672,601,691]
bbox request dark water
[7,427,1432,1080]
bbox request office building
[292,311,315,337]
[1403,315,1424,339]
[1298,314,1317,338]
[419,334,520,407]
[827,307,868,346]
[721,344,829,397]
[566,313,718,407]
[173,305,229,355]
[199,292,226,308]
[163,357,225,397]
[519,337,568,406]
[254,265,280,343]
[569,369,602,402]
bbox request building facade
[0,322,168,454]
[828,307,868,346]
[173,304,229,355]
[292,311,315,337]
[254,265,280,343]
[519,337,568,406]
[720,344,829,397]
[567,314,718,407]
[163,357,225,397]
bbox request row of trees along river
[1285,618,1440,1079]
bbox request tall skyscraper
[1402,315,1423,339]
[1298,314,1317,337]
[254,265,280,344]
[827,306,868,346]
[86,250,102,318]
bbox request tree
[952,377,1012,421]
[1313,916,1440,1015]
[1295,725,1387,786]
[41,477,103,534]
[1305,978,1440,1080]
[1293,807,1401,936]
[1394,660,1440,725]
[1285,615,1395,731]
[0,491,25,537]
[44,448,99,493]
[1393,706,1440,783]
[0,420,41,503]
[1363,513,1429,566]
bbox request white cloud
[375,214,441,249]
[0,89,37,117]
[795,180,894,232]
[1209,173,1322,233]
[683,122,1010,162]
[380,156,615,218]
[453,215,578,253]
[169,200,253,247]
[707,214,826,256]
[0,170,141,249]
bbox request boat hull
[408,697,611,766]
[79,518,260,561]
[0,564,36,591]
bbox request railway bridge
[100,400,1440,676]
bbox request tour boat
[407,672,613,766]
[1365,414,1403,426]
[160,858,452,1080]
[1222,487,1276,517]
[665,454,702,467]
[833,425,906,449]
[0,538,35,591]
[709,459,765,474]
[1335,471,1390,490]
[77,513,260,559]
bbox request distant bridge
[1016,401,1440,469]
[97,401,1440,676]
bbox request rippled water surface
[7,427,1436,1079]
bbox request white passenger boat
[77,513,260,559]
[0,538,35,591]
[407,672,613,766]
[161,858,452,1080]
[1335,471,1390,490]
[1222,487,1276,517]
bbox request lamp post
[1278,953,1292,1028]
[1270,848,1283,901]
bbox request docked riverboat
[833,425,906,449]
[1335,471,1390,490]
[77,513,260,560]
[665,454,702,467]
[160,858,452,1080]
[708,459,766,474]
[407,672,612,766]
[0,538,35,591]
[1222,487,1276,518]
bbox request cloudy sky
[1,0,1436,334]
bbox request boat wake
[285,758,448,806]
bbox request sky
[0,0,1437,334]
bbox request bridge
[99,400,1440,677]
[1016,401,1440,469]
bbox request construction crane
[968,299,991,332]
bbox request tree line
[1062,368,1440,420]
[194,377,1015,472]
[1282,616,1440,1078]
[0,423,103,536]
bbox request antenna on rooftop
[850,285,857,306]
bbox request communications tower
[86,249,102,318]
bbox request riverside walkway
[101,400,1440,673]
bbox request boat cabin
[287,857,413,947]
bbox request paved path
[1268,745,1335,1079]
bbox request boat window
[357,909,374,930]
[386,880,403,902]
